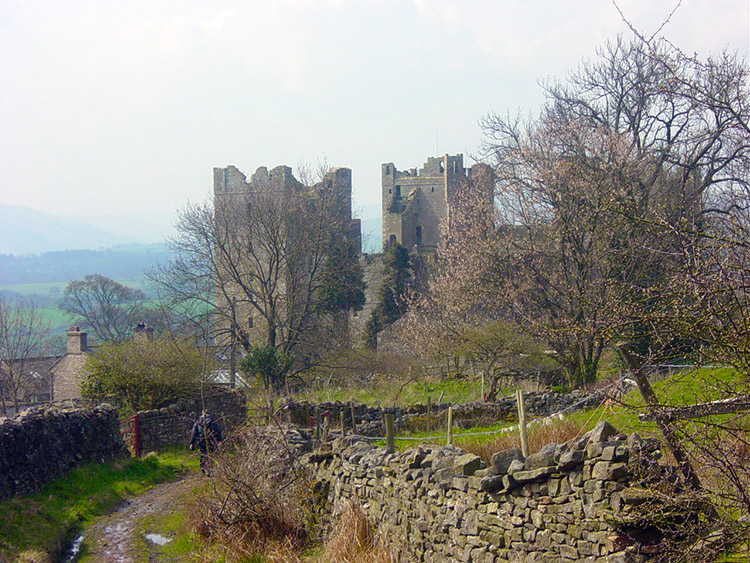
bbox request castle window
[431,187,434,192]
[389,189,392,194]
[416,226,422,243]
[395,186,401,198]
[385,165,391,175]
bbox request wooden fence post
[446,406,454,446]
[314,407,321,448]
[427,395,432,430]
[322,412,330,442]
[351,405,357,434]
[385,413,395,454]
[516,389,528,457]
[133,413,141,458]
[340,410,346,438]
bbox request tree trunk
[617,343,703,490]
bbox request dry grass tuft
[188,425,310,562]
[459,419,585,464]
[314,501,396,563]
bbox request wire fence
[310,377,627,446]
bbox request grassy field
[345,367,749,460]
[0,279,150,297]
[292,372,514,407]
[0,447,197,563]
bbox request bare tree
[476,30,750,558]
[61,274,149,343]
[150,167,358,369]
[0,296,50,416]
[478,35,749,386]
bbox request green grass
[566,367,748,436]
[292,374,501,407]
[0,280,150,296]
[352,367,749,459]
[38,306,74,330]
[0,281,70,296]
[0,447,197,563]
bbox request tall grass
[456,419,585,464]
[312,501,395,563]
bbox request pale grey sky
[1,0,748,222]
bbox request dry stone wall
[306,421,666,562]
[131,387,246,454]
[0,404,125,500]
[283,390,605,437]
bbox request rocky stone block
[455,453,484,476]
[491,448,525,474]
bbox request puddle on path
[61,534,84,563]
[144,533,172,546]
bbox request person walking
[189,411,223,475]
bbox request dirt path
[78,474,199,563]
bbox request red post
[133,413,141,457]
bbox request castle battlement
[381,154,474,252]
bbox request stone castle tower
[212,164,360,353]
[381,154,488,252]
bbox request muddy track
[78,474,199,563]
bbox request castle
[381,154,490,253]
[213,154,484,351]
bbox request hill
[0,244,170,286]
[0,203,175,256]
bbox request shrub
[81,336,207,413]
[189,425,309,562]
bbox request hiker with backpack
[189,411,223,475]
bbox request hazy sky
[1,0,748,221]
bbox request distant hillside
[0,244,171,285]
[0,203,175,255]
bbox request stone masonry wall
[282,389,605,437]
[129,387,247,455]
[0,404,126,500]
[306,421,665,562]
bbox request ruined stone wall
[382,156,462,251]
[307,421,660,562]
[281,389,604,437]
[0,404,125,500]
[130,387,246,455]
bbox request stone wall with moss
[0,404,125,500]
[282,390,605,437]
[128,387,247,455]
[306,421,670,562]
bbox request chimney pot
[66,329,88,354]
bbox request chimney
[133,322,154,342]
[66,326,88,354]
